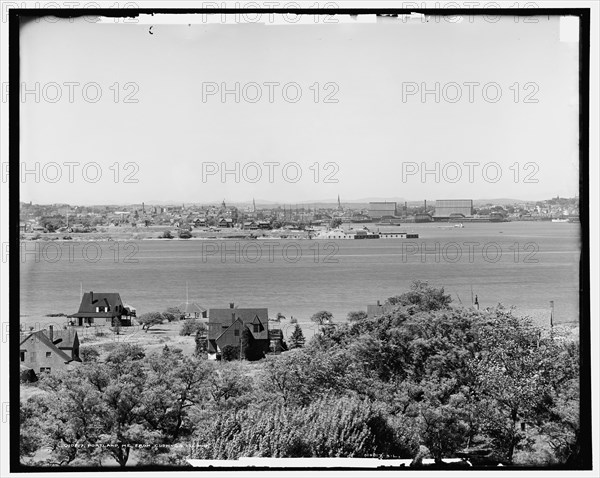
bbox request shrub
[80,347,100,362]
[161,230,173,239]
[165,307,184,320]
[178,230,192,239]
[180,319,205,336]
[191,395,417,459]
[221,345,239,361]
[162,312,177,323]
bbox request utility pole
[550,300,554,329]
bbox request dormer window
[96,306,109,313]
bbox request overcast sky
[19,14,580,205]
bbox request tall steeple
[337,194,342,211]
[253,198,256,213]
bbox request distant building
[177,302,208,319]
[207,303,269,358]
[434,199,473,219]
[415,213,433,223]
[71,291,136,327]
[368,202,397,219]
[20,326,81,375]
[366,300,394,318]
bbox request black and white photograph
[2,2,598,476]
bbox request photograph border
[8,6,592,473]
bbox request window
[40,367,51,373]
[95,306,108,313]
[253,324,260,333]
[234,329,240,337]
[20,351,25,362]
[46,352,51,358]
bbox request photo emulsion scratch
[4,4,594,476]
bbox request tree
[288,324,305,349]
[329,218,343,229]
[207,365,252,406]
[469,314,567,463]
[180,319,205,336]
[162,311,177,322]
[161,230,173,239]
[40,215,65,233]
[165,306,184,320]
[310,310,333,326]
[275,312,285,321]
[138,312,164,332]
[386,280,452,311]
[26,344,211,467]
[347,311,368,322]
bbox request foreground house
[208,303,269,358]
[71,291,136,326]
[20,326,81,375]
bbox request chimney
[48,325,54,342]
[90,291,94,303]
[424,200,427,211]
[229,302,234,309]
[377,300,381,306]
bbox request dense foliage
[20,282,580,468]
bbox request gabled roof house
[208,303,269,358]
[20,325,81,375]
[71,291,135,326]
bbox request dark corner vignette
[9,6,592,473]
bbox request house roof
[73,292,125,317]
[209,307,268,326]
[49,328,78,349]
[20,331,73,363]
[209,307,268,340]
[177,302,208,314]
